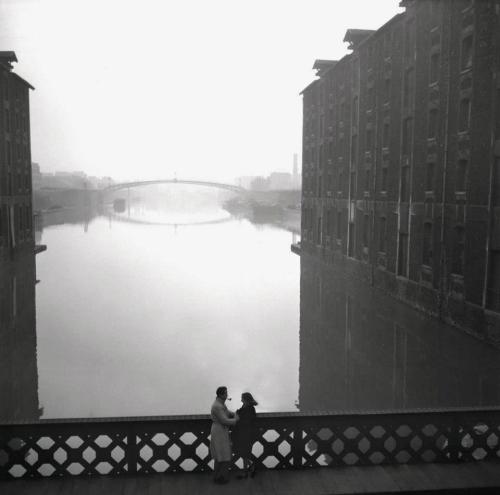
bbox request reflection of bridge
[104,179,247,195]
[109,213,233,228]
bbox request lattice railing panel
[0,430,128,479]
[2,408,500,480]
[135,426,212,474]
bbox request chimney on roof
[0,51,18,71]
[312,59,337,76]
[343,29,376,50]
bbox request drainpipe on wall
[437,3,454,319]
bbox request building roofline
[354,13,406,51]
[299,78,319,96]
[301,12,405,96]
[11,72,35,90]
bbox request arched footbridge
[103,179,247,195]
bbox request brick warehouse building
[0,52,35,261]
[0,53,41,420]
[300,0,500,342]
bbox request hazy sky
[0,0,402,183]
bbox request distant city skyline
[0,0,402,182]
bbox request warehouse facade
[300,0,500,341]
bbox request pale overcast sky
[0,0,403,183]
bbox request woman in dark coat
[232,392,258,478]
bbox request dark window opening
[398,232,409,277]
[348,222,355,257]
[403,69,414,108]
[384,78,391,103]
[365,169,371,193]
[452,226,465,275]
[366,128,373,150]
[423,222,433,266]
[461,35,473,70]
[383,122,390,148]
[402,117,413,155]
[428,108,439,138]
[426,162,435,191]
[459,98,471,132]
[379,216,387,252]
[367,86,375,109]
[456,159,468,192]
[338,170,344,192]
[340,102,346,123]
[381,167,389,192]
[430,52,440,83]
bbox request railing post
[126,425,138,474]
[447,415,461,463]
[292,427,304,469]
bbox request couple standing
[209,386,258,484]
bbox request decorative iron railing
[1,407,500,480]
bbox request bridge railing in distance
[1,407,500,480]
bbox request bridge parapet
[1,407,499,480]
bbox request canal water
[2,191,500,422]
[34,202,300,419]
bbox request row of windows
[305,96,470,169]
[303,157,468,199]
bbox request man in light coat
[210,386,239,484]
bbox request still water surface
[5,195,500,422]
[35,206,300,418]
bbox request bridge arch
[109,213,233,228]
[103,179,247,195]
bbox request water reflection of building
[0,254,41,420]
[0,52,40,420]
[38,207,98,232]
[300,1,500,342]
[299,255,500,413]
